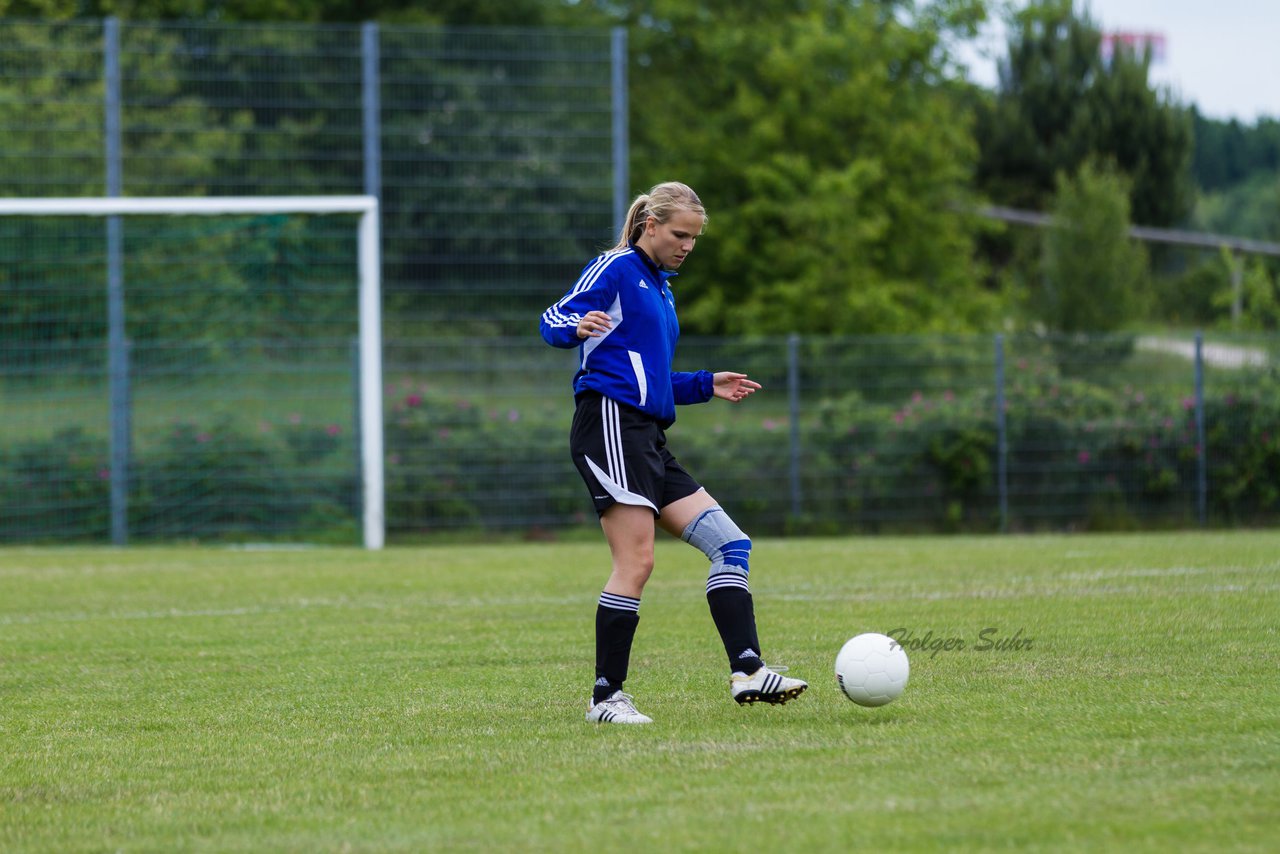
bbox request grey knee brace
[681,505,751,593]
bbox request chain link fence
[1,18,621,543]
[401,331,1275,539]
[0,17,623,335]
[3,19,1278,542]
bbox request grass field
[2,532,1278,851]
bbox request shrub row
[3,375,1278,542]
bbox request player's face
[642,209,702,270]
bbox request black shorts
[569,392,703,517]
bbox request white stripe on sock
[598,591,641,613]
[706,574,750,594]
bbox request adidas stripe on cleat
[730,665,808,705]
[586,690,653,724]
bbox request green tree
[1237,262,1280,331]
[6,1,1012,336]
[976,0,1193,228]
[1195,171,1280,241]
[0,19,348,360]
[1213,251,1280,332]
[1192,111,1280,193]
[0,0,565,24]
[596,0,999,334]
[1039,161,1146,333]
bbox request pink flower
[406,394,423,408]
[912,391,923,403]
[762,419,779,432]
[98,467,111,480]
[893,411,905,424]
[1077,450,1091,465]
[288,413,302,425]
[196,433,212,443]
[325,424,341,437]
[943,390,954,402]
[1182,396,1196,411]
[508,409,520,422]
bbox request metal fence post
[995,333,1008,532]
[1195,331,1207,525]
[104,16,129,546]
[787,333,802,519]
[361,22,381,200]
[611,27,629,233]
[351,337,364,527]
[360,22,381,540]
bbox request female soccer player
[539,181,807,724]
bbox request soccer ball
[835,632,910,707]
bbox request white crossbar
[0,196,377,217]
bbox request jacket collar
[630,243,678,281]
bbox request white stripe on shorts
[602,397,627,491]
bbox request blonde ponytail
[613,194,651,250]
[611,181,706,250]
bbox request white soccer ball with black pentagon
[835,632,909,707]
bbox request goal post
[0,195,385,549]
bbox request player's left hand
[712,372,762,403]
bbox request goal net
[0,196,385,549]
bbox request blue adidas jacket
[540,245,714,428]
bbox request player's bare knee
[612,549,654,586]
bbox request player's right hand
[577,310,613,338]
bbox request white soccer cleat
[730,665,808,705]
[586,690,654,724]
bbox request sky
[959,0,1280,123]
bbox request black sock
[707,587,764,674]
[594,592,640,703]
